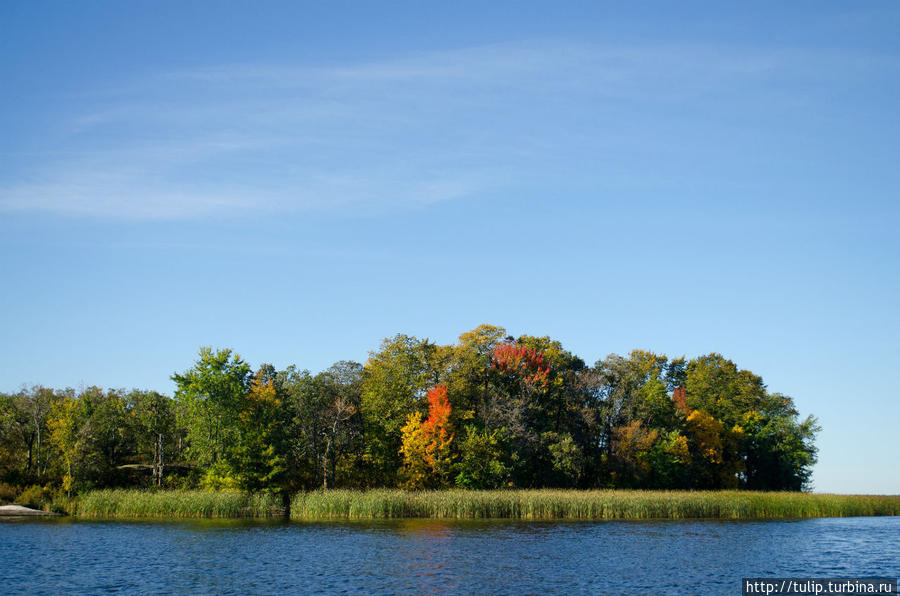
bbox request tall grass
[71,489,900,520]
[76,489,283,518]
[290,489,900,520]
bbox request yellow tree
[48,398,81,497]
[611,420,658,487]
[229,368,285,491]
[686,409,744,488]
[399,412,428,489]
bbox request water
[1,517,897,594]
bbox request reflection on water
[395,518,455,538]
[1,517,897,595]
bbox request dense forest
[0,325,819,501]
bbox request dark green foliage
[279,361,363,491]
[128,390,177,487]
[1,386,58,482]
[454,426,511,488]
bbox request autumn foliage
[491,342,550,388]
[400,384,455,488]
[672,385,690,416]
[2,327,818,496]
[422,385,454,467]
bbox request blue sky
[1,1,898,493]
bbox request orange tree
[400,385,455,488]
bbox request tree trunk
[25,433,33,473]
[35,425,42,475]
[322,437,332,490]
[156,432,165,487]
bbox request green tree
[79,387,133,487]
[542,431,585,486]
[683,354,818,490]
[684,353,768,427]
[278,366,320,490]
[226,367,286,491]
[740,399,820,491]
[172,347,252,484]
[9,386,59,479]
[45,387,135,491]
[647,430,692,488]
[314,361,363,489]
[128,390,176,487]
[454,425,511,489]
[591,350,677,485]
[279,362,363,490]
[447,324,508,419]
[0,393,26,480]
[360,335,446,485]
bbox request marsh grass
[76,489,283,518]
[72,489,900,520]
[290,489,900,520]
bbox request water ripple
[1,517,897,594]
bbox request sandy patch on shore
[0,504,56,516]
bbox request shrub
[0,482,18,504]
[16,485,51,510]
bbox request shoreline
[0,505,58,517]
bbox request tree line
[0,325,819,497]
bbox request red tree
[491,342,550,388]
[422,384,453,467]
[673,385,690,416]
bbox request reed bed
[76,489,283,518]
[290,489,900,520]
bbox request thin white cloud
[1,41,892,219]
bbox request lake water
[1,517,897,594]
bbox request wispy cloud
[1,41,891,219]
